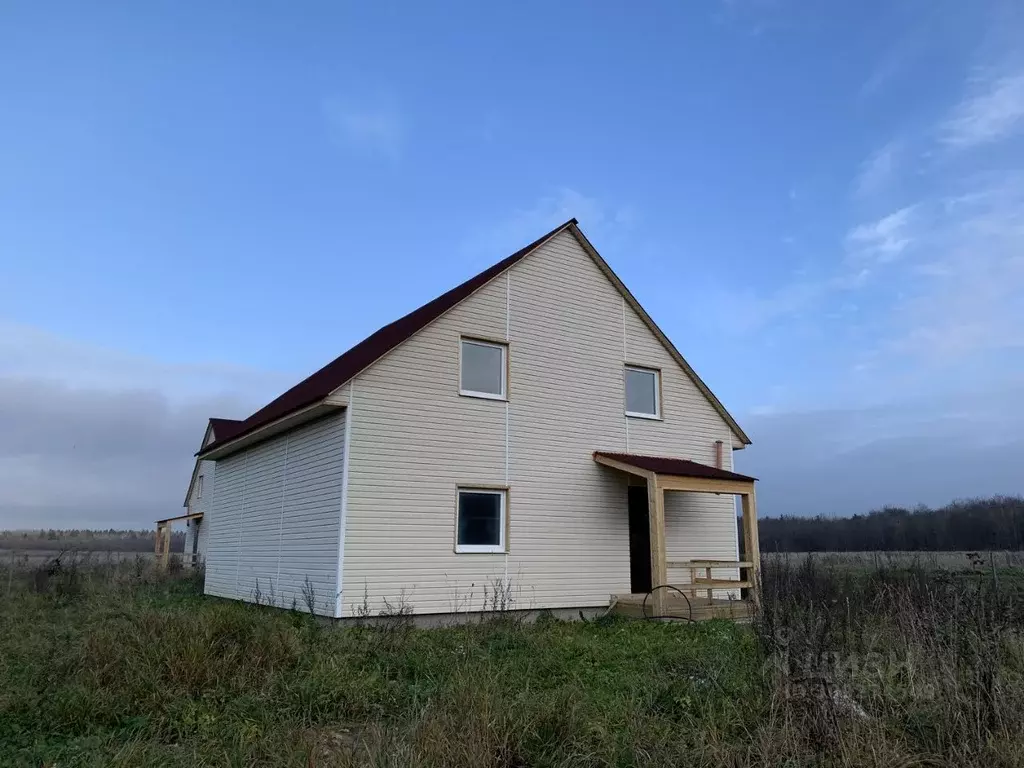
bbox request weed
[4,555,1024,766]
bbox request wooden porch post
[740,488,761,607]
[647,475,667,616]
[162,523,171,569]
[155,522,171,571]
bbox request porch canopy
[154,512,203,569]
[593,451,760,616]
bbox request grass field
[3,553,1024,766]
[768,549,1024,571]
[0,548,161,567]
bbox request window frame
[196,474,204,499]
[454,487,508,554]
[458,337,508,401]
[624,365,662,420]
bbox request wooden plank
[609,594,753,622]
[161,522,171,570]
[692,600,753,621]
[690,579,754,589]
[593,453,655,481]
[647,476,667,616]
[155,512,204,525]
[656,475,754,495]
[669,559,754,569]
[154,522,169,570]
[741,491,761,607]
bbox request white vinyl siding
[203,413,345,615]
[196,515,210,557]
[185,457,217,562]
[340,229,740,615]
[183,520,196,557]
[184,516,209,564]
[622,291,741,598]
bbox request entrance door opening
[627,485,652,593]
[190,520,200,567]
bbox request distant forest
[4,496,1024,555]
[0,529,185,553]
[755,496,1024,552]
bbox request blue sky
[1,1,1023,527]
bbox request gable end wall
[340,231,740,615]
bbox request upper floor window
[197,474,204,499]
[460,338,507,400]
[625,366,660,419]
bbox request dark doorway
[627,485,652,593]
[190,520,200,567]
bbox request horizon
[2,1,1023,528]
[4,492,1024,533]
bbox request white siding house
[203,414,345,614]
[179,418,241,565]
[189,219,757,618]
[182,459,214,560]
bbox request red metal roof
[200,219,577,455]
[594,452,756,482]
[209,418,243,442]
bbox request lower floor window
[456,488,506,553]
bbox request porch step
[609,593,753,622]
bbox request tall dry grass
[753,555,1024,766]
[3,552,1024,766]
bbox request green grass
[1,565,766,767]
[5,555,1024,766]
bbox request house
[167,219,759,620]
[175,418,242,566]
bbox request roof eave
[197,398,345,461]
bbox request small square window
[456,488,506,553]
[197,475,204,499]
[460,339,507,400]
[625,366,660,418]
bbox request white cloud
[0,320,289,401]
[859,35,920,100]
[740,382,1024,516]
[0,376,255,528]
[0,323,285,527]
[883,175,1024,362]
[715,279,832,334]
[854,139,902,199]
[845,206,917,263]
[941,70,1024,148]
[323,97,405,158]
[463,188,637,259]
[705,166,1022,383]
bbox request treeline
[755,496,1024,552]
[0,529,185,553]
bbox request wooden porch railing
[667,559,754,601]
